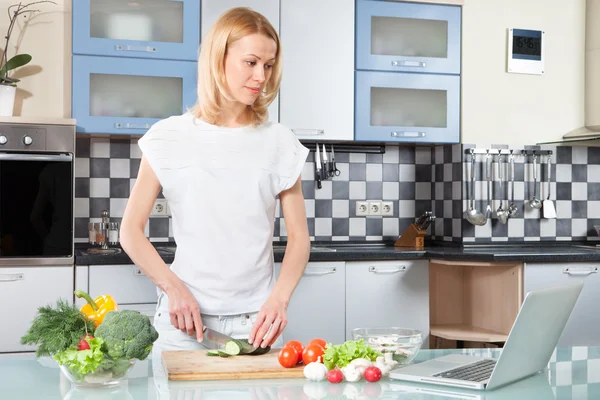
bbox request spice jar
[88,223,97,244]
[108,222,119,245]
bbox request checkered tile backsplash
[74,137,425,243]
[74,137,600,244]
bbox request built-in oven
[0,122,75,266]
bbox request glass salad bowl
[60,359,136,387]
[352,327,423,365]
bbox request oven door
[0,152,74,265]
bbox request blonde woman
[120,6,310,366]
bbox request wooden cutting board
[162,349,306,381]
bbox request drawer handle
[563,267,598,276]
[292,129,324,136]
[392,60,426,68]
[115,122,152,130]
[369,266,406,274]
[134,269,146,276]
[115,44,157,53]
[0,273,24,282]
[304,267,336,276]
[391,131,426,138]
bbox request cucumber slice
[235,339,271,355]
[217,350,234,357]
[224,341,241,355]
[206,350,220,357]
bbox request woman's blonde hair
[191,7,282,127]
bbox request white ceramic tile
[89,178,110,198]
[130,139,142,159]
[588,165,600,182]
[589,359,600,383]
[74,198,89,218]
[572,219,588,237]
[333,163,349,181]
[382,145,399,163]
[349,181,366,199]
[572,147,588,164]
[382,182,399,200]
[588,201,600,218]
[109,198,129,218]
[572,346,588,361]
[382,218,399,237]
[398,200,415,218]
[556,201,572,219]
[301,162,314,180]
[314,180,332,199]
[332,200,349,218]
[399,164,415,182]
[474,222,492,237]
[572,182,588,201]
[90,138,110,158]
[314,218,332,236]
[349,218,366,236]
[435,182,444,200]
[75,158,90,178]
[304,199,315,218]
[508,218,525,237]
[366,163,382,181]
[540,219,556,237]
[110,158,130,178]
[349,153,366,163]
[556,165,572,182]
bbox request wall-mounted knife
[321,143,328,181]
[315,144,322,189]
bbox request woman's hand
[167,283,204,342]
[248,296,288,348]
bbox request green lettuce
[54,337,105,376]
[322,339,381,370]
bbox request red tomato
[284,340,305,363]
[308,338,327,349]
[302,343,325,365]
[364,366,382,382]
[326,369,344,384]
[278,346,299,368]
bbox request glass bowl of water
[352,327,423,365]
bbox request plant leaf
[0,54,32,77]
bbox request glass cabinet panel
[90,0,183,43]
[355,71,459,144]
[73,0,200,61]
[356,0,461,74]
[371,16,448,59]
[89,74,182,119]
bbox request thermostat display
[507,28,544,75]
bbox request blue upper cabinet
[356,0,461,75]
[72,55,197,135]
[73,0,200,61]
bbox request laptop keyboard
[432,359,496,382]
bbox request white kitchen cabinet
[524,262,600,347]
[345,260,430,348]
[201,0,280,123]
[275,262,346,345]
[0,267,74,353]
[88,265,158,305]
[279,0,354,141]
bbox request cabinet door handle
[292,129,324,136]
[115,44,157,53]
[115,122,152,130]
[391,131,426,138]
[563,267,598,276]
[369,266,407,274]
[304,267,336,276]
[0,273,24,282]
[392,60,427,68]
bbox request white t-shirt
[137,113,309,315]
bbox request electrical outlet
[368,200,382,216]
[151,199,169,216]
[382,201,394,216]
[356,201,369,216]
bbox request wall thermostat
[507,28,544,75]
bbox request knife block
[394,224,427,249]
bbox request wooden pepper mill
[394,211,435,249]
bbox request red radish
[326,369,344,384]
[364,366,382,382]
[77,335,94,350]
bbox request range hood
[539,0,600,145]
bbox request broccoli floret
[94,310,159,360]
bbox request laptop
[389,282,583,391]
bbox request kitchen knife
[202,326,254,353]
[321,143,328,180]
[315,145,322,189]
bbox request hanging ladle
[496,155,509,224]
[529,154,542,209]
[465,152,487,226]
[508,153,519,217]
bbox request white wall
[0,0,70,118]
[461,0,586,145]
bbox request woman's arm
[120,157,204,341]
[249,177,310,347]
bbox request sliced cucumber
[224,340,241,355]
[235,339,271,355]
[206,350,220,357]
[217,350,234,357]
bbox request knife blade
[321,143,328,180]
[315,144,322,189]
[202,327,255,353]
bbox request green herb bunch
[21,299,95,357]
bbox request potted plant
[0,1,55,116]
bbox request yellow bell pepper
[74,290,119,327]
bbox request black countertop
[75,241,600,266]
